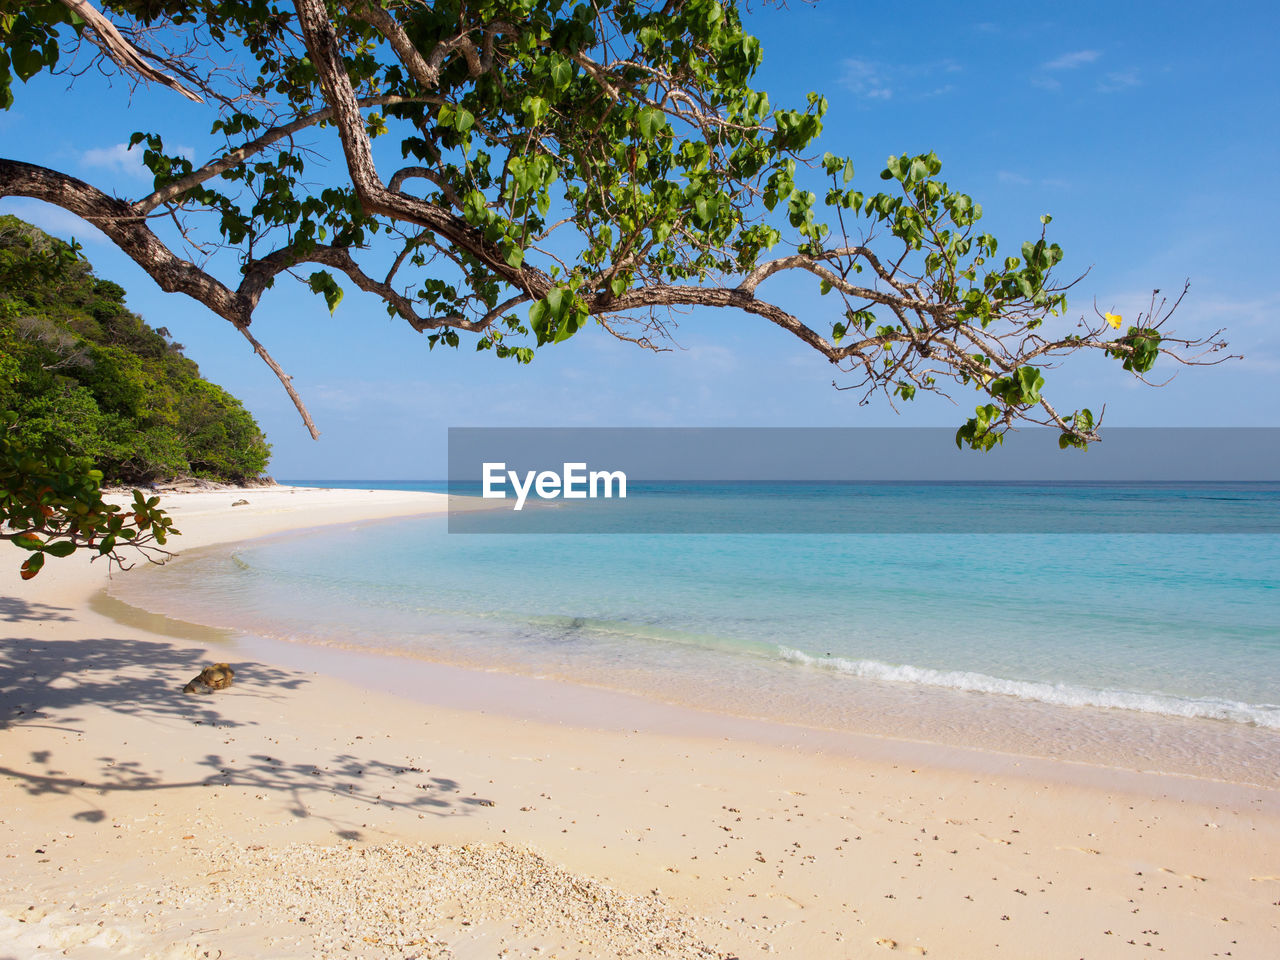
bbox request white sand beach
[2,486,1277,958]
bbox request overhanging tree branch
[56,0,204,102]
[0,160,321,437]
[0,0,1234,451]
[134,95,434,214]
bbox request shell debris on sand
[173,840,726,959]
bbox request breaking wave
[776,645,1280,729]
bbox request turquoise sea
[111,482,1280,785]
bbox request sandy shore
[2,485,1278,959]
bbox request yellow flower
[1104,312,1123,329]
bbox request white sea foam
[776,646,1280,729]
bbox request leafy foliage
[0,215,271,484]
[0,432,177,578]
[0,1,1231,452]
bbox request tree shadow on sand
[0,633,302,731]
[0,595,75,624]
[0,634,493,837]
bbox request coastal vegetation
[0,216,270,484]
[1,215,267,575]
[0,440,177,578]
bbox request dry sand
[2,485,1278,959]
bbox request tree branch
[346,2,514,88]
[56,0,204,102]
[0,159,318,438]
[134,95,431,214]
[294,0,554,298]
[236,325,319,439]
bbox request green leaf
[528,299,550,340]
[521,95,549,125]
[545,286,567,320]
[44,540,77,558]
[19,552,44,580]
[308,271,344,314]
[550,58,573,90]
[553,304,585,343]
[1013,365,1045,404]
[638,107,664,141]
[13,532,43,551]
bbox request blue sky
[2,1,1277,479]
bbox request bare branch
[346,2,514,87]
[56,0,204,102]
[235,324,320,440]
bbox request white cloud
[996,171,1070,190]
[1043,49,1101,70]
[1097,69,1141,93]
[81,143,153,180]
[840,59,893,100]
[81,142,197,181]
[840,58,966,102]
[1120,291,1280,373]
[1179,292,1279,331]
[1034,50,1131,95]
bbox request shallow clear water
[111,483,1280,784]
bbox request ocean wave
[776,645,1280,729]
